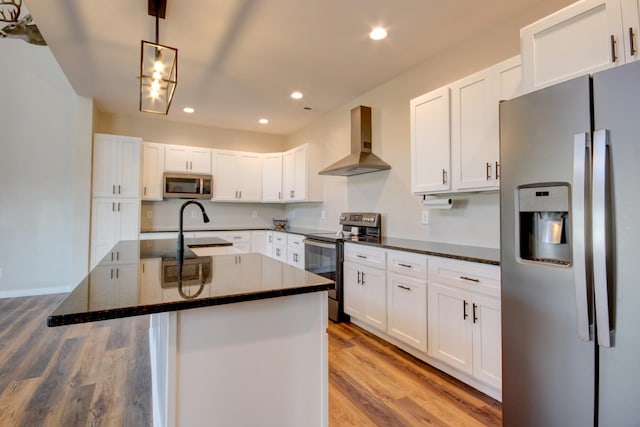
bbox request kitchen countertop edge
[47,282,334,327]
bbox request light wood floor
[0,294,501,426]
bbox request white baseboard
[0,286,70,299]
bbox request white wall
[283,0,573,248]
[0,40,93,298]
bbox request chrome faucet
[177,200,210,262]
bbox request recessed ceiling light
[369,27,387,41]
[183,107,195,113]
[259,118,269,124]
[290,91,303,100]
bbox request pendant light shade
[139,0,177,115]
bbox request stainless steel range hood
[319,106,391,176]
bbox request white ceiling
[26,0,549,135]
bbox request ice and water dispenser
[518,185,571,266]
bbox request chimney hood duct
[318,106,391,176]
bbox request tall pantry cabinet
[90,134,142,268]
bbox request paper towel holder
[421,195,454,209]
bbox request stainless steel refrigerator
[499,60,640,427]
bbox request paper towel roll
[422,198,453,209]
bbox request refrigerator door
[592,60,640,426]
[499,76,595,427]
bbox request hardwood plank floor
[0,294,501,426]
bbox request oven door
[304,239,337,299]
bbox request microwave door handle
[199,178,203,194]
[572,132,592,342]
[592,129,613,348]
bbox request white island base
[149,291,329,427]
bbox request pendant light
[139,0,177,115]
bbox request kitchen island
[48,238,334,427]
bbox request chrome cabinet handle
[592,129,613,347]
[112,202,115,212]
[110,268,114,279]
[239,190,242,199]
[611,34,618,62]
[398,263,412,269]
[495,161,500,179]
[185,161,189,170]
[463,300,468,320]
[573,132,592,342]
[486,162,491,180]
[112,184,116,195]
[116,268,119,279]
[356,254,367,259]
[397,285,411,291]
[357,271,361,284]
[442,169,447,184]
[630,27,637,56]
[472,303,478,323]
[143,187,147,196]
[361,271,365,285]
[118,185,121,194]
[190,161,193,170]
[118,202,121,212]
[460,276,479,283]
[278,191,281,200]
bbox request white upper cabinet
[211,150,262,202]
[282,143,323,202]
[93,134,141,198]
[164,144,211,174]
[410,87,452,194]
[621,0,640,63]
[262,153,283,202]
[521,0,629,92]
[451,56,521,192]
[141,142,165,201]
[411,56,521,195]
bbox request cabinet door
[287,249,304,269]
[142,142,165,201]
[118,199,140,241]
[262,153,283,202]
[90,199,119,268]
[387,272,427,352]
[283,145,307,201]
[92,134,119,197]
[343,262,364,319]
[189,147,212,174]
[264,231,274,257]
[164,145,190,172]
[139,258,163,304]
[361,265,387,332]
[410,87,451,193]
[451,70,497,191]
[117,136,141,198]
[521,0,624,92]
[621,0,640,63]
[212,150,239,200]
[237,153,262,201]
[251,231,266,255]
[428,282,473,375]
[471,294,502,389]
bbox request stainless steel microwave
[163,172,213,199]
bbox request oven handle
[303,239,336,250]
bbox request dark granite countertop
[140,226,499,265]
[343,237,500,265]
[48,238,334,327]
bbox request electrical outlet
[252,210,258,218]
[421,210,429,225]
[321,210,326,220]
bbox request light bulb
[369,27,387,41]
[152,71,162,80]
[290,91,303,100]
[153,60,164,73]
[150,88,159,99]
[151,80,160,91]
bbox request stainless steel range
[304,212,382,322]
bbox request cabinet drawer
[344,243,386,270]
[428,257,500,296]
[286,233,305,248]
[388,250,428,280]
[272,231,287,246]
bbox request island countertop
[48,238,334,327]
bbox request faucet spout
[177,200,210,263]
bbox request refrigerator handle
[592,129,613,348]
[572,132,592,342]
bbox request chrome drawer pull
[397,285,411,291]
[398,263,412,268]
[460,276,480,283]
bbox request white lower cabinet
[427,257,502,390]
[387,272,428,353]
[271,231,287,262]
[286,234,305,269]
[343,244,387,332]
[89,262,139,310]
